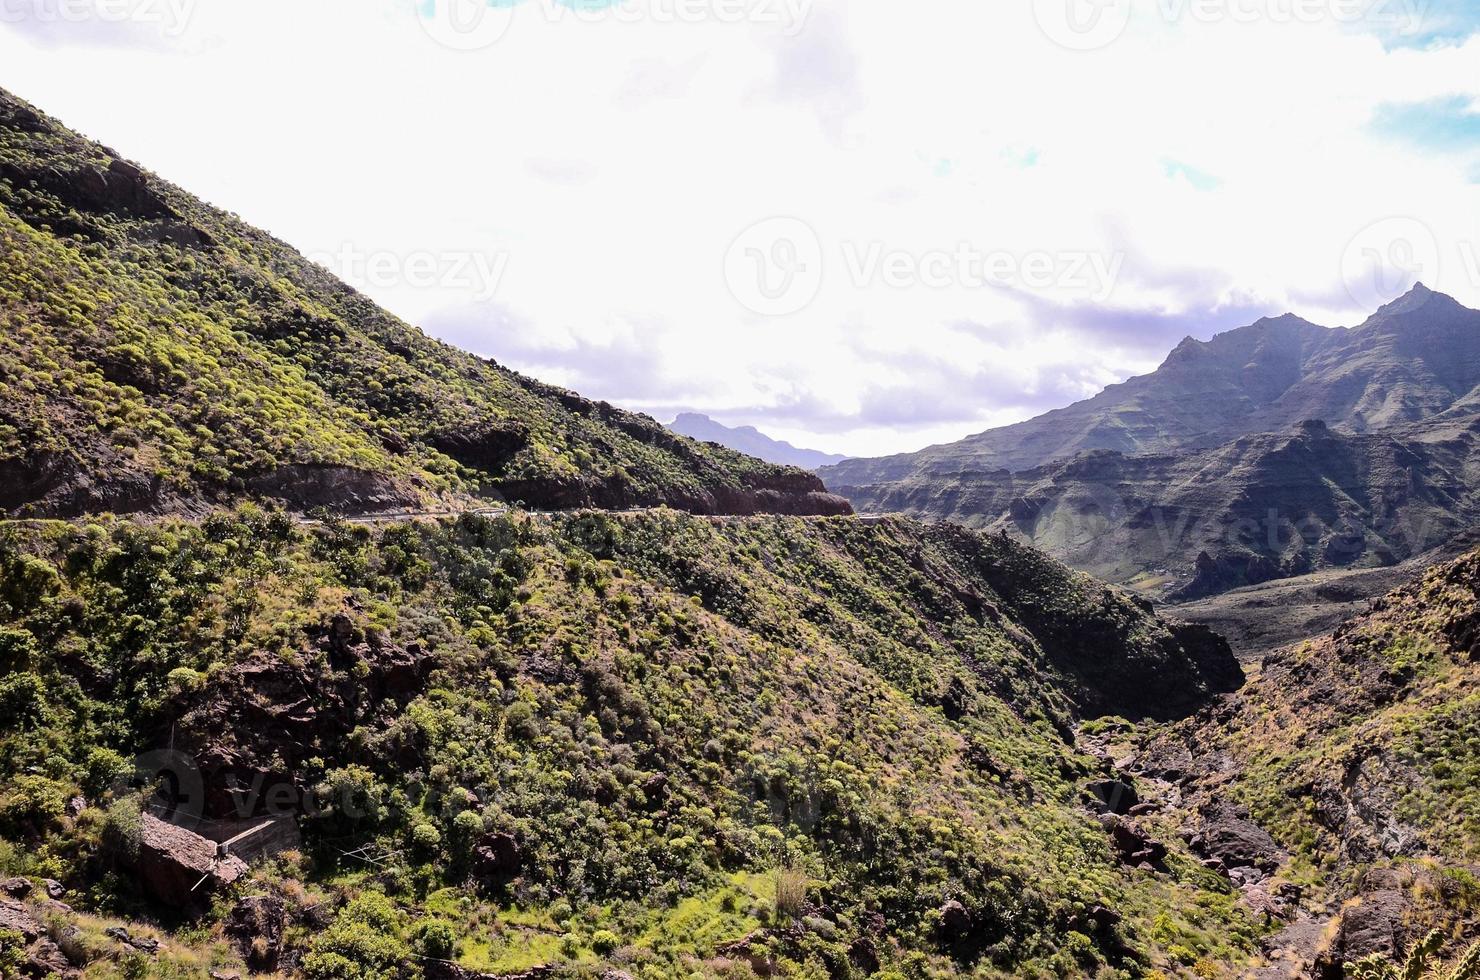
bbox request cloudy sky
[4,0,1480,456]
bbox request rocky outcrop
[471,833,522,883]
[1309,869,1419,979]
[245,464,420,514]
[1099,814,1168,871]
[1084,778,1139,815]
[167,608,438,820]
[0,896,80,978]
[428,421,531,472]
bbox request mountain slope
[824,287,1480,604]
[822,285,1480,488]
[668,413,849,469]
[0,509,1253,978]
[0,88,848,518]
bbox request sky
[3,0,1480,457]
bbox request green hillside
[0,88,846,518]
[0,509,1254,979]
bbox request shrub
[411,823,442,853]
[304,894,418,980]
[773,867,808,922]
[0,775,69,837]
[83,747,132,798]
[412,919,457,961]
[0,673,44,730]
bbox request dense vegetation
[0,508,1259,978]
[0,88,844,518]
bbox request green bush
[411,919,458,961]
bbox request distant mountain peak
[1366,281,1445,321]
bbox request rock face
[244,464,420,515]
[1187,806,1281,873]
[136,813,249,908]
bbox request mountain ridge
[822,283,1480,487]
[823,284,1480,604]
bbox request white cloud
[2,0,1479,455]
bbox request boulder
[472,833,522,881]
[1189,807,1280,872]
[26,937,76,978]
[136,812,248,908]
[0,878,31,898]
[1085,778,1139,815]
[1101,814,1168,870]
[936,899,972,941]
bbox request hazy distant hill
[668,412,849,469]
